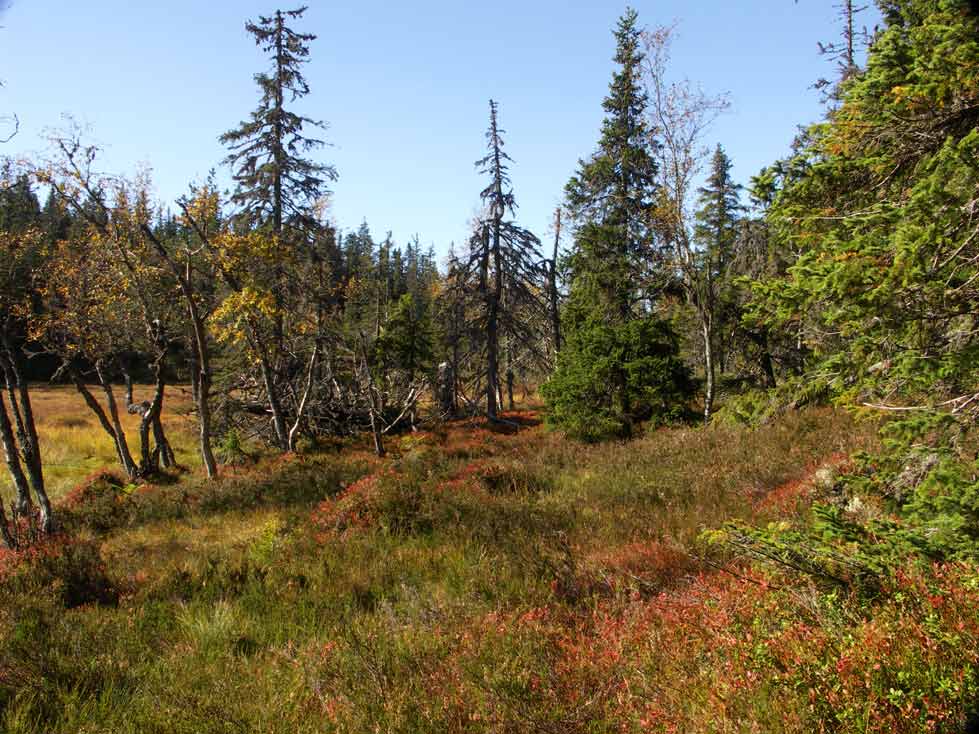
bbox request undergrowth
[4,407,977,733]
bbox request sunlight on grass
[6,384,201,500]
[100,508,283,582]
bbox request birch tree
[642,24,730,422]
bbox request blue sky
[0,1,876,258]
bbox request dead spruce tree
[548,207,563,356]
[454,100,546,420]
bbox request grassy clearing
[19,384,200,500]
[3,403,977,732]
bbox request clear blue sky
[0,0,876,258]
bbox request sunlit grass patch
[11,384,201,501]
[100,509,284,585]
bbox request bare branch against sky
[0,2,17,143]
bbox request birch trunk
[702,313,716,423]
[0,343,51,531]
[72,366,138,480]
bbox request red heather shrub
[587,540,698,594]
[440,429,499,460]
[417,563,979,732]
[61,471,128,510]
[754,475,813,516]
[312,470,396,535]
[311,468,434,536]
[754,453,851,518]
[60,471,132,533]
[537,563,979,733]
[0,533,117,608]
[438,459,547,497]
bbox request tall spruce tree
[456,100,546,420]
[543,9,689,441]
[219,6,336,449]
[563,8,659,318]
[220,6,336,237]
[691,144,743,418]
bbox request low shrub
[60,472,131,533]
[0,535,117,609]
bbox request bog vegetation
[2,1,979,731]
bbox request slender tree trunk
[288,343,319,452]
[451,319,460,416]
[702,311,716,423]
[141,223,218,478]
[754,331,777,389]
[193,364,216,474]
[487,217,503,420]
[0,499,14,549]
[550,208,562,354]
[124,369,173,472]
[189,314,217,478]
[257,348,290,450]
[136,383,161,476]
[368,401,385,457]
[132,357,170,477]
[72,366,138,480]
[0,392,32,520]
[359,335,385,457]
[0,344,51,531]
[97,364,138,474]
[153,415,175,467]
[479,224,498,420]
[244,308,289,450]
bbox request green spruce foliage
[738,0,979,570]
[374,293,435,385]
[544,8,689,440]
[542,315,690,442]
[220,6,336,236]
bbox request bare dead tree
[0,73,17,144]
[456,100,547,420]
[642,25,730,422]
[548,207,563,356]
[814,0,870,94]
[0,113,17,144]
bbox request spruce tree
[218,6,337,449]
[563,7,659,319]
[749,0,979,548]
[691,144,743,416]
[543,9,689,440]
[456,100,546,420]
[220,6,336,237]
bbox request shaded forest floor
[2,401,979,732]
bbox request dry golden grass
[22,384,200,500]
